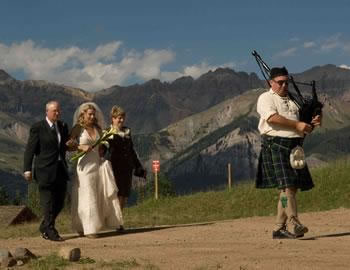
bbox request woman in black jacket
[106,106,146,211]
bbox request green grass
[123,157,350,227]
[1,158,350,239]
[26,254,153,270]
[27,253,70,270]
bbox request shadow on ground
[298,231,350,241]
[64,221,215,240]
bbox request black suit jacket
[23,119,70,187]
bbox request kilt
[256,135,314,191]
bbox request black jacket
[23,119,69,187]
[107,127,142,173]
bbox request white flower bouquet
[69,127,117,162]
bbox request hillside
[134,87,350,193]
[1,64,350,197]
[0,68,263,199]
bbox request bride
[68,102,123,238]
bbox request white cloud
[273,47,297,58]
[0,40,175,91]
[339,64,350,70]
[303,41,316,48]
[312,34,350,55]
[0,40,234,91]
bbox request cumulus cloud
[339,64,350,70]
[0,40,240,91]
[0,40,192,91]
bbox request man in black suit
[23,101,70,241]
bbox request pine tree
[0,185,9,205]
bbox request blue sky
[1,0,349,91]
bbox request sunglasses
[272,79,289,86]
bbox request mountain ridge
[1,64,350,195]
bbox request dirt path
[1,208,350,269]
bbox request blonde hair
[110,105,126,120]
[78,103,100,129]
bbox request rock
[58,247,81,262]
[16,259,24,266]
[0,249,12,259]
[12,247,36,264]
[13,247,36,259]
[0,256,17,267]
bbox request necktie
[52,123,61,160]
[51,124,57,137]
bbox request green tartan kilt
[256,135,314,191]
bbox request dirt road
[1,208,350,269]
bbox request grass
[26,254,154,270]
[1,158,350,239]
[1,158,350,270]
[27,253,70,270]
[119,157,350,227]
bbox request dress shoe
[46,229,64,242]
[50,234,64,242]
[272,226,296,239]
[116,225,125,233]
[41,232,50,240]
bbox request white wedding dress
[71,128,123,235]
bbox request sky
[1,0,350,91]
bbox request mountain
[1,64,350,197]
[0,67,262,199]
[0,75,92,200]
[0,70,14,81]
[133,89,262,192]
[94,68,263,133]
[292,64,350,95]
[133,87,350,193]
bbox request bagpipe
[252,50,323,125]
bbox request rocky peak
[0,70,14,81]
[292,64,350,94]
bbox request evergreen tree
[12,189,23,205]
[0,185,9,205]
[143,173,176,200]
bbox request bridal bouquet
[69,127,118,162]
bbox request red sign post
[152,160,160,200]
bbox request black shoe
[41,232,50,240]
[46,229,64,242]
[272,228,296,239]
[117,225,125,233]
[50,234,64,242]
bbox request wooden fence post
[154,171,158,200]
[228,163,232,189]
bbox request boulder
[58,247,81,262]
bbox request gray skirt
[256,135,314,191]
